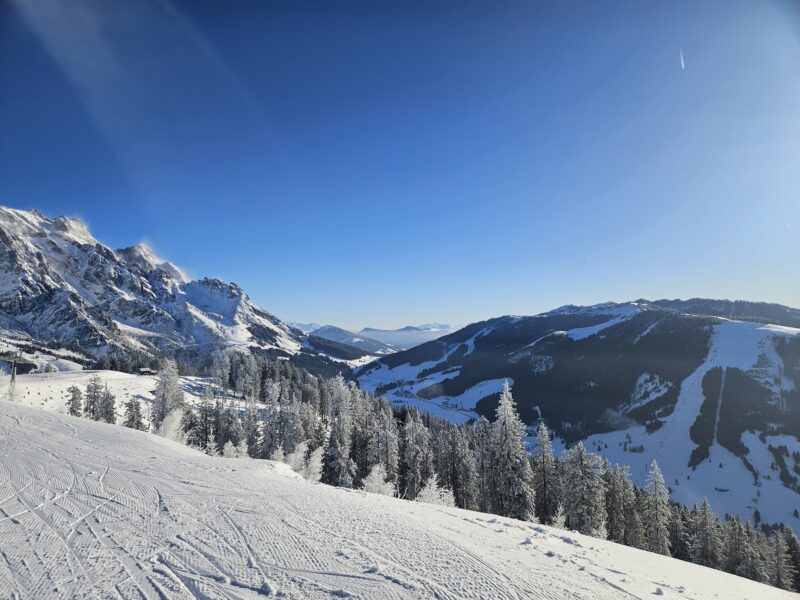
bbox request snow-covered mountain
[311,325,396,355]
[358,300,800,528]
[358,323,453,350]
[0,400,788,600]
[288,321,322,334]
[0,207,356,374]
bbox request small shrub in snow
[416,477,455,507]
[361,464,395,497]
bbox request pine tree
[448,427,478,510]
[561,441,606,537]
[668,505,691,561]
[769,531,797,591]
[532,421,561,524]
[99,386,116,424]
[66,385,83,417]
[691,497,722,568]
[473,416,495,512]
[152,359,184,430]
[122,397,145,430]
[84,374,103,420]
[605,463,631,544]
[321,377,355,488]
[399,409,433,500]
[785,528,800,592]
[642,459,670,555]
[491,382,536,521]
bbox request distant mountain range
[358,299,800,527]
[309,325,396,355]
[0,207,361,375]
[357,323,453,350]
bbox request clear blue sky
[1,0,799,330]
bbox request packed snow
[584,319,800,528]
[0,401,790,599]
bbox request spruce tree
[491,382,536,521]
[769,531,797,591]
[399,409,433,500]
[691,498,722,568]
[152,359,184,430]
[532,421,561,524]
[562,441,606,537]
[66,385,83,417]
[642,459,671,555]
[99,386,116,424]
[122,397,145,430]
[84,374,103,420]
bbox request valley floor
[0,401,793,599]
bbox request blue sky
[1,0,799,330]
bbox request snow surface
[0,401,789,600]
[583,319,800,528]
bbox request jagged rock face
[0,207,303,362]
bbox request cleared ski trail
[0,402,792,599]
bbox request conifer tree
[532,421,561,524]
[84,374,103,420]
[769,531,797,591]
[605,463,631,544]
[321,378,355,488]
[491,382,536,521]
[399,409,433,499]
[152,359,184,430]
[642,459,671,555]
[122,397,145,430]
[66,385,83,417]
[691,498,722,568]
[448,427,478,510]
[473,416,495,512]
[99,386,116,424]
[562,441,606,537]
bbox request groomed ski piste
[0,402,792,599]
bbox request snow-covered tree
[361,463,396,497]
[99,386,116,424]
[769,531,797,591]
[473,416,494,512]
[321,377,355,488]
[122,398,145,430]
[604,463,627,544]
[491,382,536,521]
[448,427,478,510]
[303,446,324,482]
[561,441,606,537]
[152,359,184,429]
[691,497,722,568]
[416,476,455,507]
[532,421,561,524]
[642,459,670,555]
[399,409,433,500]
[84,374,103,421]
[66,385,83,417]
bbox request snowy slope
[359,301,800,528]
[0,401,790,600]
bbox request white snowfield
[0,403,792,600]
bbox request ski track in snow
[0,402,792,599]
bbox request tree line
[67,352,799,591]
